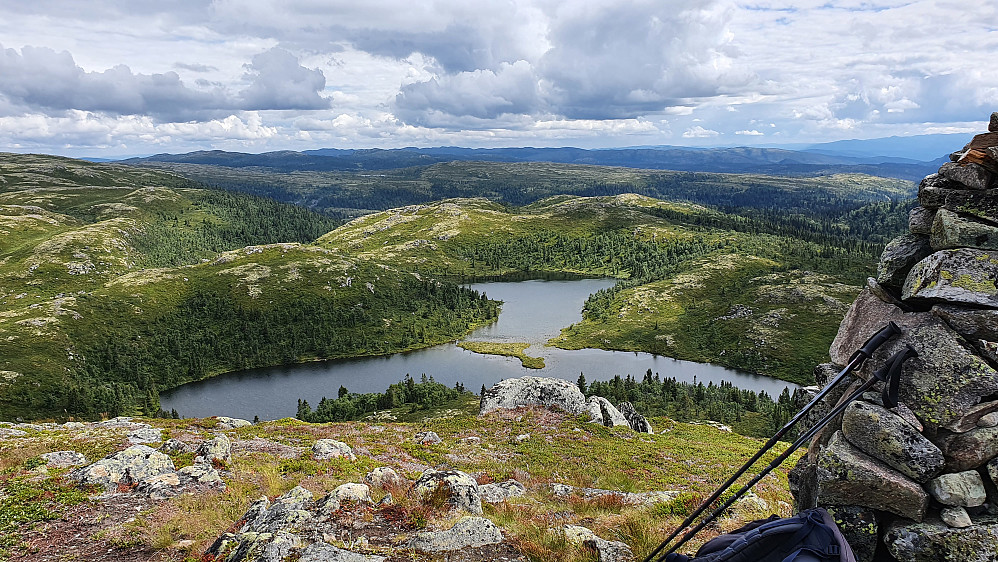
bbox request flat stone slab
[936,425,998,472]
[408,516,503,552]
[817,432,928,520]
[904,249,998,308]
[878,234,931,288]
[919,184,998,224]
[841,401,944,483]
[930,209,998,251]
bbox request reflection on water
[160,279,795,420]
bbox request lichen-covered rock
[177,459,224,486]
[365,467,402,489]
[816,432,928,520]
[564,525,635,562]
[909,207,936,235]
[312,439,356,461]
[617,402,653,433]
[196,434,231,463]
[334,483,371,504]
[71,445,175,490]
[878,234,932,288]
[214,416,252,430]
[480,376,587,416]
[407,516,503,552]
[919,183,998,223]
[479,479,526,503]
[904,249,998,308]
[586,396,629,427]
[413,431,442,445]
[939,161,993,190]
[928,471,987,507]
[931,209,998,251]
[136,472,182,500]
[829,289,998,433]
[298,542,385,561]
[940,507,973,528]
[933,304,998,341]
[41,450,87,468]
[160,438,194,455]
[936,425,998,471]
[885,518,998,562]
[550,483,678,505]
[127,428,163,444]
[841,401,944,483]
[825,506,879,562]
[413,469,482,515]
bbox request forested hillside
[0,154,498,420]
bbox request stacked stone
[791,112,998,562]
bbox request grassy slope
[318,195,866,384]
[0,405,799,561]
[0,154,498,420]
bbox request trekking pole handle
[848,321,901,365]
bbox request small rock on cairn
[792,112,998,562]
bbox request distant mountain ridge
[126,144,944,181]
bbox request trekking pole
[653,344,918,562]
[641,321,902,562]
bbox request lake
[160,278,795,420]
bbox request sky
[0,0,995,157]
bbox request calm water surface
[160,279,795,420]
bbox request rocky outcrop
[412,468,483,515]
[312,439,356,461]
[479,479,526,503]
[197,434,232,463]
[617,401,653,433]
[70,445,175,490]
[586,396,629,427]
[481,376,654,432]
[795,116,998,561]
[480,376,587,416]
[564,525,635,562]
[41,450,87,468]
[407,516,504,552]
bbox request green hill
[0,154,498,420]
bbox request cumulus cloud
[735,130,764,136]
[683,126,721,138]
[0,44,328,121]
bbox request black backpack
[664,508,856,562]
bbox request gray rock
[936,425,998,471]
[933,304,998,341]
[550,483,678,505]
[413,469,482,515]
[160,438,194,455]
[909,207,936,235]
[878,234,932,288]
[413,431,442,445]
[298,542,385,561]
[407,516,503,552]
[177,459,223,486]
[564,526,635,562]
[940,506,973,528]
[979,412,998,428]
[95,417,148,430]
[987,457,998,487]
[214,416,252,430]
[334,483,372,504]
[617,402,653,433]
[312,439,356,461]
[480,376,588,416]
[137,472,182,500]
[816,432,928,520]
[829,288,998,433]
[586,396,629,427]
[196,434,231,463]
[928,471,987,507]
[930,209,998,251]
[365,467,402,489]
[41,450,87,468]
[991,112,998,133]
[71,445,175,490]
[885,517,998,562]
[127,428,163,444]
[942,400,998,433]
[825,506,879,562]
[918,185,998,224]
[479,479,526,503]
[0,428,27,438]
[904,248,998,307]
[939,161,992,190]
[841,401,944,483]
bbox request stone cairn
[790,112,998,562]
